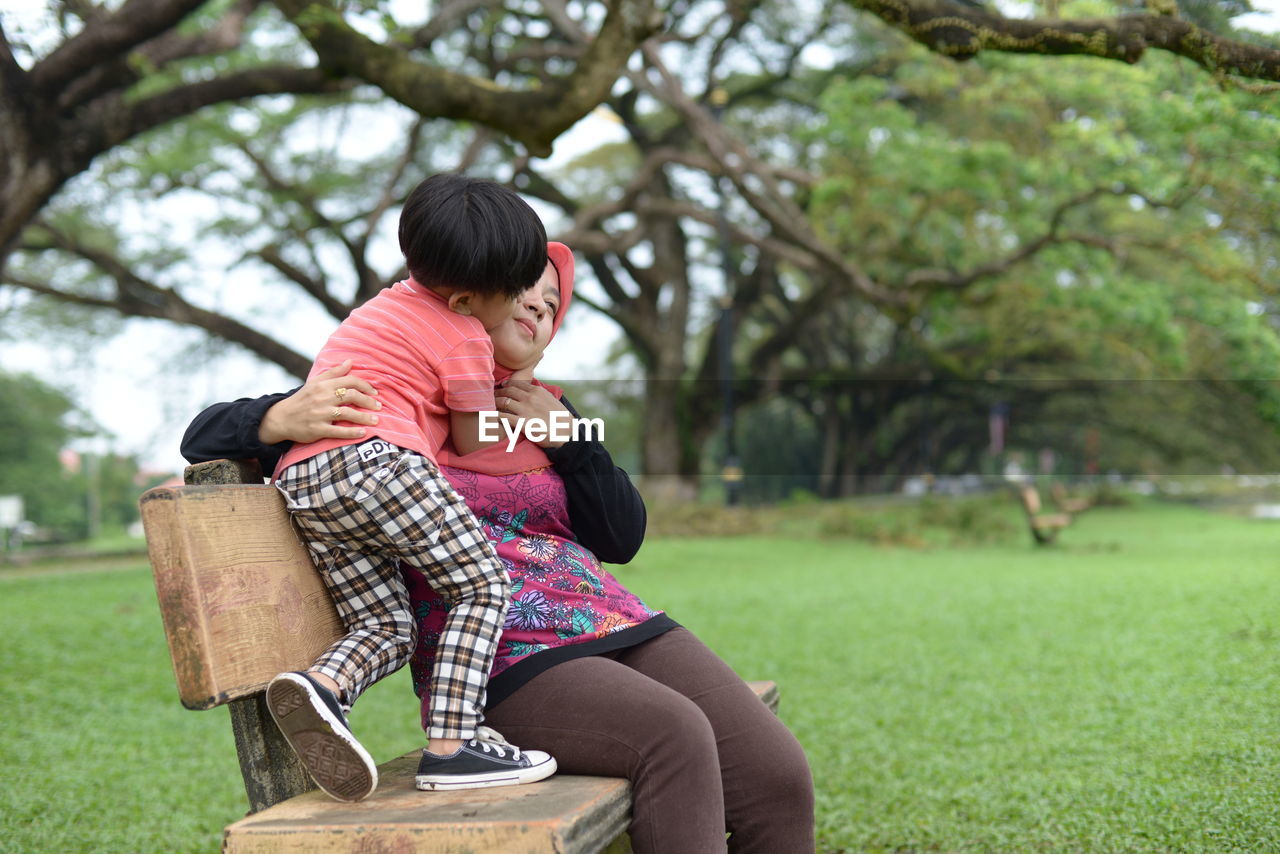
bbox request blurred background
[5,0,1280,850]
[3,0,1280,553]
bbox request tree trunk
[0,80,63,265]
[638,354,699,501]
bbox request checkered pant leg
[278,444,508,738]
[301,540,418,707]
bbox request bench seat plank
[224,770,631,854]
[224,681,777,854]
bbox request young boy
[267,174,557,801]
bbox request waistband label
[355,439,398,463]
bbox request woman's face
[490,262,561,371]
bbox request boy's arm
[440,337,503,456]
[449,409,508,456]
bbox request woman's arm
[181,391,295,472]
[181,361,380,472]
[544,394,647,564]
[495,381,646,561]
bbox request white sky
[1,0,1279,474]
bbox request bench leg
[229,694,315,813]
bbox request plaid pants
[277,440,509,740]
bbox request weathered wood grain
[224,771,631,854]
[222,681,776,851]
[140,484,342,708]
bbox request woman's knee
[628,690,720,778]
[727,725,815,823]
[769,743,815,813]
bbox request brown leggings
[484,627,815,854]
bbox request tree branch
[273,0,663,156]
[540,0,589,44]
[579,254,657,366]
[0,18,21,79]
[848,0,1280,83]
[237,141,362,260]
[349,117,426,302]
[59,0,265,111]
[251,244,350,320]
[144,0,263,66]
[412,0,502,48]
[903,184,1182,292]
[0,19,28,113]
[118,65,352,145]
[639,43,901,305]
[29,0,209,94]
[9,233,312,375]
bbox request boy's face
[454,290,518,332]
[491,263,560,371]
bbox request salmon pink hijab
[438,242,575,476]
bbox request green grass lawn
[4,499,1280,852]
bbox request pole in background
[0,494,23,563]
[717,296,742,505]
[710,87,741,506]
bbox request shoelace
[470,726,522,760]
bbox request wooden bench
[1049,481,1094,515]
[1011,482,1074,546]
[139,459,779,853]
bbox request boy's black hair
[399,173,547,299]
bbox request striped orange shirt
[275,279,494,477]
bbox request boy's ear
[448,291,473,316]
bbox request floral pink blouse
[405,463,674,722]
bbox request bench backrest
[1017,484,1043,515]
[139,481,342,710]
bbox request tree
[0,371,94,539]
[4,0,1280,495]
[755,39,1280,492]
[3,0,1280,276]
[0,0,662,268]
[515,0,1280,491]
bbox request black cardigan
[181,390,646,564]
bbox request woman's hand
[258,360,381,445]
[495,379,570,447]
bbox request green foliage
[787,37,1280,479]
[0,372,149,542]
[0,373,92,540]
[94,452,164,532]
[645,490,1021,546]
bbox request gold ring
[330,408,343,422]
[334,387,348,401]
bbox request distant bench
[139,459,778,853]
[1011,480,1095,546]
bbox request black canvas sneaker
[266,671,377,802]
[415,726,557,791]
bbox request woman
[182,243,815,854]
